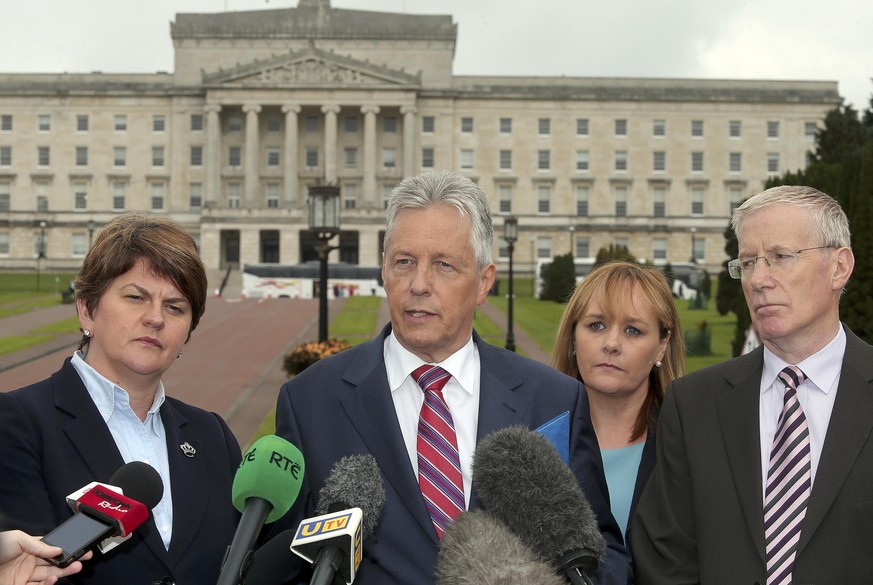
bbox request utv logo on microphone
[296,512,352,539]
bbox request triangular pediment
[202,46,420,88]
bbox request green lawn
[0,272,77,318]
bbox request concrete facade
[0,0,841,278]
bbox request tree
[716,222,752,357]
[593,244,635,268]
[539,253,576,303]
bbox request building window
[499,149,512,170]
[153,115,166,132]
[653,186,666,217]
[113,147,126,167]
[691,151,704,173]
[75,146,88,166]
[382,184,395,209]
[767,121,780,139]
[304,116,319,133]
[614,150,628,172]
[538,150,551,171]
[112,182,126,210]
[421,116,434,133]
[576,150,589,171]
[383,148,397,168]
[72,233,87,257]
[343,183,358,209]
[152,146,165,167]
[189,183,203,210]
[653,119,666,137]
[460,117,474,133]
[191,114,204,132]
[38,114,51,132]
[0,114,11,132]
[421,148,434,169]
[76,115,89,132]
[498,184,512,213]
[151,183,165,210]
[228,116,242,132]
[536,236,552,259]
[0,146,12,167]
[767,152,780,174]
[500,117,512,134]
[343,116,358,133]
[537,184,551,214]
[459,149,473,169]
[691,120,704,137]
[265,183,280,208]
[344,147,358,168]
[305,147,319,168]
[615,119,627,136]
[0,232,9,255]
[576,118,589,136]
[729,152,742,173]
[38,146,50,167]
[383,116,397,133]
[227,183,241,208]
[653,151,666,172]
[576,237,590,258]
[538,118,551,136]
[576,184,589,216]
[229,146,242,167]
[805,122,817,140]
[729,120,742,138]
[652,237,667,260]
[691,186,705,215]
[614,185,628,217]
[114,115,127,132]
[73,182,87,210]
[190,146,203,166]
[729,185,744,214]
[266,147,281,167]
[266,116,281,133]
[35,183,49,212]
[0,183,10,211]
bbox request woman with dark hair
[0,212,240,584]
[552,261,684,541]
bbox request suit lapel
[717,348,766,560]
[799,330,873,552]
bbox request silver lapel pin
[180,442,196,458]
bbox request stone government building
[0,0,841,281]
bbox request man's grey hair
[731,185,851,249]
[384,170,494,270]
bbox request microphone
[435,509,566,585]
[473,425,606,585]
[242,529,298,585]
[42,461,164,568]
[216,434,305,585]
[291,454,385,585]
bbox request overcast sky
[1,0,870,111]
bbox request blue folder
[535,411,570,464]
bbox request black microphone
[242,529,298,585]
[291,454,386,585]
[436,509,566,585]
[473,425,606,585]
[42,461,164,568]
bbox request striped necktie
[413,365,464,538]
[764,365,810,585]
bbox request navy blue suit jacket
[271,326,632,584]
[0,358,242,585]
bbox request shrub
[283,339,351,376]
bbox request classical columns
[361,105,380,207]
[242,103,262,208]
[282,104,301,206]
[401,106,417,176]
[204,104,222,206]
[322,104,340,184]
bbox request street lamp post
[87,219,96,249]
[689,227,698,264]
[504,216,518,352]
[37,221,47,291]
[308,185,341,342]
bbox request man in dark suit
[272,170,632,584]
[631,185,871,584]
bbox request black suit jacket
[270,325,632,585]
[0,358,242,585]
[631,325,873,584]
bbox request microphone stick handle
[309,545,343,585]
[217,498,272,585]
[565,568,594,585]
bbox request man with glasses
[631,186,870,584]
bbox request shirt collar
[385,333,476,396]
[761,326,846,396]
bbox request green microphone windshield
[232,434,305,523]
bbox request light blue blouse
[601,441,645,539]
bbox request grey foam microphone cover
[315,454,386,542]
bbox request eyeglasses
[727,246,835,279]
